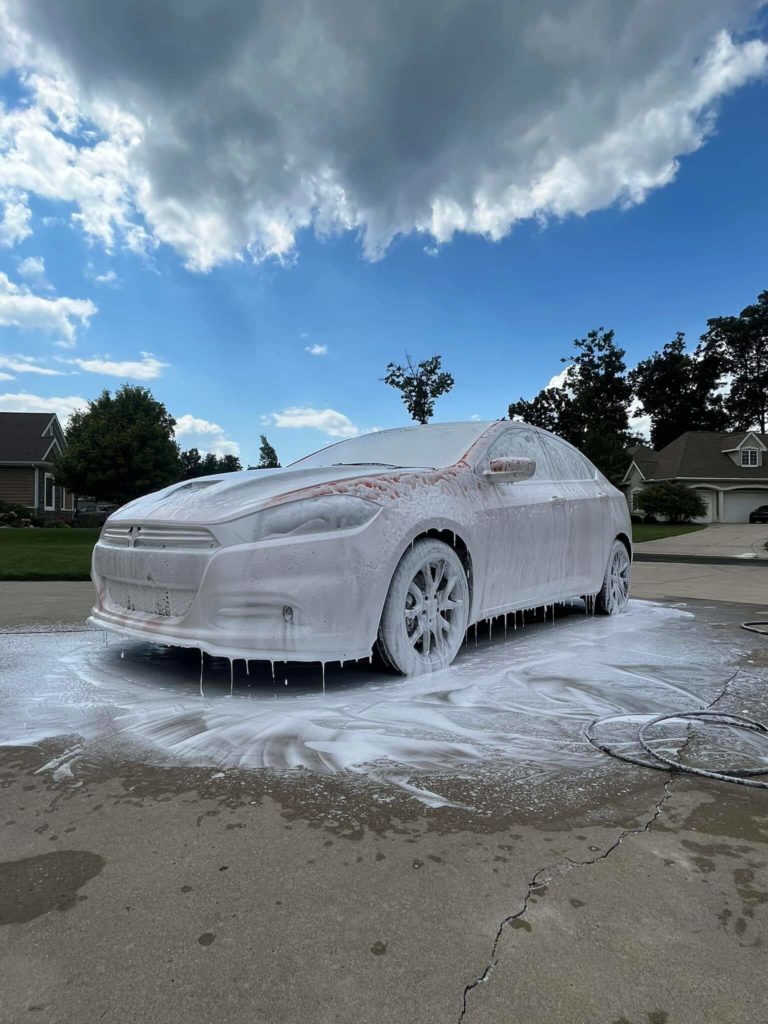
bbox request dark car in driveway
[749,505,768,523]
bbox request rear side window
[487,429,552,480]
[539,436,595,480]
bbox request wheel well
[616,531,632,557]
[413,528,474,602]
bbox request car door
[474,426,564,614]
[537,434,605,598]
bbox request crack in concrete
[457,779,674,1023]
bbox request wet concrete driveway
[1,599,767,1023]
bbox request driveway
[1,593,767,1023]
[637,523,768,560]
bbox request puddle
[1,600,758,805]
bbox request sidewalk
[636,523,768,560]
[0,581,94,629]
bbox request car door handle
[550,496,566,505]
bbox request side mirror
[484,456,536,483]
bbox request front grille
[105,580,196,618]
[101,523,218,550]
[96,521,217,621]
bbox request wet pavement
[1,599,767,1023]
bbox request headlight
[252,495,381,542]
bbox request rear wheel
[378,538,470,675]
[595,538,631,615]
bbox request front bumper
[90,526,394,663]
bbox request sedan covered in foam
[89,421,632,674]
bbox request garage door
[721,489,768,523]
[692,490,715,523]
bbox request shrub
[635,482,707,524]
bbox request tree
[699,290,768,432]
[180,448,242,479]
[255,434,280,468]
[53,385,181,505]
[635,482,707,524]
[509,328,634,479]
[383,354,454,424]
[629,332,728,450]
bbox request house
[0,412,74,520]
[622,431,768,523]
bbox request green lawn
[0,528,99,580]
[632,522,706,544]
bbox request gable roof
[625,443,659,479]
[652,431,768,481]
[0,412,63,462]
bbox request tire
[594,538,631,615]
[377,538,470,675]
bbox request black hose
[587,622,768,789]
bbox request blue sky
[0,2,766,466]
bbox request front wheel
[594,538,631,615]
[377,538,470,675]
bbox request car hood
[108,465,423,524]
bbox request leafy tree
[629,332,728,450]
[383,354,454,424]
[180,448,242,479]
[256,434,280,468]
[53,385,181,505]
[509,328,634,479]
[699,290,768,432]
[635,482,707,524]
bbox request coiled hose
[586,620,768,790]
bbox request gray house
[622,430,768,523]
[0,412,74,520]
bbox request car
[748,505,768,524]
[89,420,632,675]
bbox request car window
[539,436,595,480]
[486,429,552,480]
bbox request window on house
[44,473,55,509]
[741,449,759,467]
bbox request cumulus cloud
[0,390,88,423]
[174,412,240,457]
[66,351,168,379]
[0,271,96,344]
[1,1,765,268]
[262,406,359,438]
[0,191,32,247]
[305,343,328,356]
[17,254,50,288]
[0,353,65,376]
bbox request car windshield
[289,422,494,471]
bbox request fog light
[282,605,294,623]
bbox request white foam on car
[0,601,746,805]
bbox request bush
[74,514,104,529]
[0,501,33,527]
[635,482,707,524]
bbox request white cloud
[262,406,359,438]
[66,351,168,379]
[0,3,765,268]
[630,398,652,441]
[93,270,117,284]
[0,353,65,376]
[174,412,240,458]
[0,390,88,423]
[305,343,328,356]
[0,191,32,247]
[545,367,571,391]
[17,254,50,288]
[0,271,96,343]
[0,371,14,381]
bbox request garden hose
[587,621,768,789]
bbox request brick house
[0,412,74,520]
[621,430,768,523]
